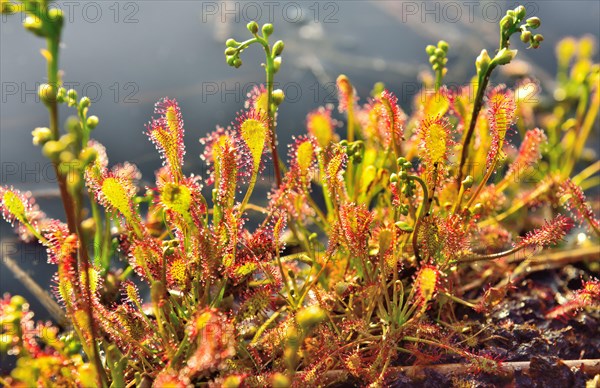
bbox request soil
[387,263,600,388]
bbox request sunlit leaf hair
[517,214,574,248]
[418,115,454,167]
[560,179,600,235]
[147,98,186,182]
[499,128,547,190]
[486,86,516,169]
[306,106,338,149]
[245,84,269,114]
[377,90,406,156]
[0,186,38,227]
[237,108,270,177]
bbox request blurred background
[1,1,599,318]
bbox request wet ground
[390,263,600,387]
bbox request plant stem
[46,32,107,387]
[409,175,430,263]
[456,65,495,193]
[458,245,522,263]
[465,156,497,209]
[75,193,109,387]
[263,43,283,187]
[564,88,598,177]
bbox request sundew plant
[1,1,599,387]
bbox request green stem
[409,175,430,263]
[564,88,598,177]
[455,64,496,191]
[46,29,106,387]
[239,172,258,212]
[465,156,497,209]
[459,245,522,263]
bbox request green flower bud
[273,40,284,56]
[296,305,327,330]
[272,89,285,105]
[66,88,77,100]
[273,56,282,73]
[226,55,236,66]
[526,17,541,29]
[47,8,64,27]
[530,35,543,48]
[500,15,512,30]
[23,15,44,37]
[59,150,75,163]
[462,175,474,188]
[60,133,77,146]
[224,47,236,56]
[79,147,98,165]
[38,83,56,104]
[247,21,259,34]
[397,157,407,165]
[32,127,52,145]
[79,96,91,109]
[86,115,99,129]
[233,58,242,68]
[425,45,436,56]
[515,5,526,20]
[389,173,398,183]
[42,140,65,160]
[225,38,239,48]
[399,171,408,180]
[520,30,532,43]
[56,87,66,103]
[494,48,517,66]
[262,23,274,37]
[438,40,449,52]
[434,48,445,58]
[475,49,491,75]
[429,55,437,65]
